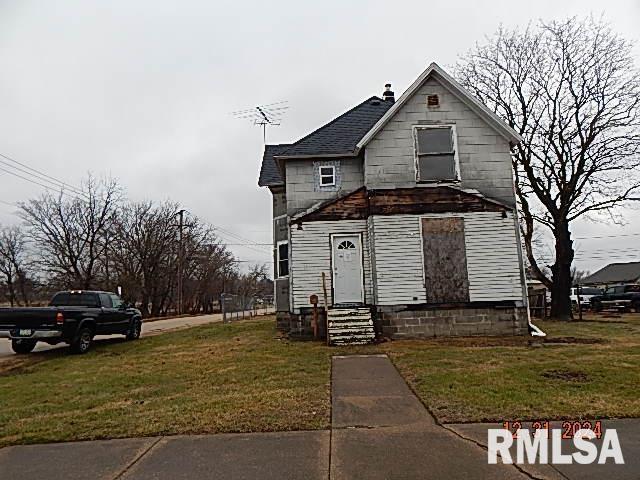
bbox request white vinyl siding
[461,213,523,301]
[371,212,524,305]
[289,220,373,311]
[364,76,516,206]
[370,216,426,305]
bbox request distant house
[582,261,640,287]
[258,63,530,344]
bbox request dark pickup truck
[0,290,142,354]
[590,284,640,313]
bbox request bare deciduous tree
[19,175,122,289]
[0,225,32,306]
[110,200,178,316]
[456,16,640,319]
[236,264,269,311]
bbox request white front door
[332,234,364,304]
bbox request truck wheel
[632,301,640,313]
[592,301,602,313]
[71,327,93,354]
[126,318,142,340]
[11,339,37,354]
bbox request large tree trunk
[550,220,574,320]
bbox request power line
[0,165,85,201]
[219,243,272,246]
[0,152,86,198]
[212,225,272,253]
[574,232,640,240]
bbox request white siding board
[371,216,426,305]
[371,212,525,306]
[290,220,373,311]
[364,77,517,206]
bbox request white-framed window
[414,125,459,182]
[276,241,289,278]
[319,165,336,186]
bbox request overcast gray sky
[1,0,639,275]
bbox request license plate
[18,329,33,336]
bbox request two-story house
[258,63,529,344]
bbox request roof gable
[356,63,522,150]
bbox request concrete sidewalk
[330,354,526,479]
[0,432,329,480]
[447,419,640,479]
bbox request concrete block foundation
[378,305,528,338]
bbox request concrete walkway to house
[330,354,526,479]
[2,353,638,479]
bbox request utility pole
[177,209,186,315]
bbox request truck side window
[110,294,124,309]
[99,293,113,308]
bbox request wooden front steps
[327,307,375,346]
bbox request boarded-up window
[415,127,457,181]
[421,217,469,303]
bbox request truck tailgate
[0,307,59,329]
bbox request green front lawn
[388,314,640,423]
[0,320,334,447]
[1,313,638,446]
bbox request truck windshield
[50,292,99,307]
[626,285,640,293]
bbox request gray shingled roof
[258,96,394,187]
[258,144,290,187]
[582,261,640,285]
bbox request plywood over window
[421,217,470,303]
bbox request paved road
[0,309,273,358]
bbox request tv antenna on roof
[230,100,289,143]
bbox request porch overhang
[291,185,513,224]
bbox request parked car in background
[590,284,640,313]
[0,290,142,354]
[570,287,603,309]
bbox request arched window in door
[337,240,356,250]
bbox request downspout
[511,208,546,337]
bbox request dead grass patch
[541,369,590,382]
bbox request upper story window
[277,241,289,278]
[415,125,459,182]
[319,166,336,186]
